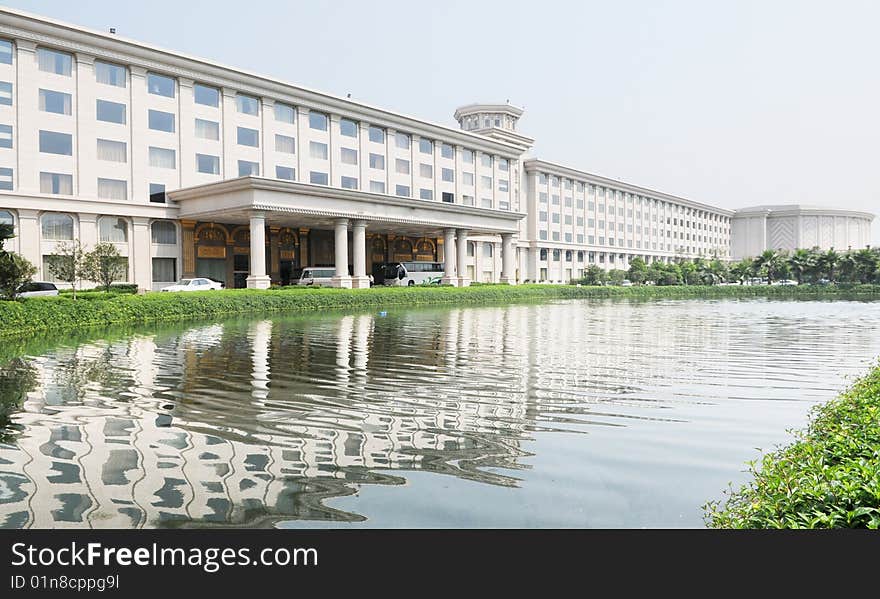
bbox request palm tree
[787,248,814,285]
[850,248,879,284]
[753,250,784,285]
[729,259,753,285]
[817,248,840,282]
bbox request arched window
[565,250,573,262]
[99,216,128,242]
[151,220,177,244]
[467,242,475,257]
[539,248,548,261]
[0,210,13,226]
[41,213,74,240]
[483,243,493,258]
[552,249,561,261]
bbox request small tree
[607,269,627,285]
[580,264,606,285]
[84,242,127,292]
[47,240,88,299]
[627,257,648,285]
[0,251,37,300]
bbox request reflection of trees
[50,345,135,404]
[0,359,36,443]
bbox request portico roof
[169,177,525,237]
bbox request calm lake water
[1,298,879,528]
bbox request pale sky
[5,0,878,243]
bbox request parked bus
[373,261,445,286]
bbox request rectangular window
[39,172,73,195]
[395,132,410,149]
[309,111,328,131]
[395,158,410,175]
[97,178,127,200]
[419,163,433,178]
[369,153,385,170]
[39,89,71,115]
[274,103,295,123]
[369,180,385,194]
[499,159,509,172]
[149,147,176,169]
[463,172,474,186]
[96,139,127,162]
[420,188,433,200]
[481,175,492,189]
[368,126,384,143]
[148,109,176,133]
[39,130,72,155]
[0,82,11,106]
[194,83,219,107]
[552,214,560,224]
[147,73,175,97]
[196,153,220,174]
[340,147,358,165]
[0,40,12,65]
[441,168,454,182]
[95,61,127,87]
[462,194,474,206]
[462,149,474,164]
[419,138,433,154]
[96,99,126,124]
[238,160,259,176]
[237,127,259,147]
[149,182,166,203]
[275,166,295,181]
[498,179,509,192]
[442,192,454,203]
[275,134,295,154]
[152,258,176,283]
[310,171,328,185]
[341,176,358,189]
[481,153,492,167]
[0,124,11,149]
[37,48,72,76]
[441,144,454,159]
[236,94,259,115]
[395,184,410,197]
[194,118,220,140]
[481,198,493,209]
[539,211,548,222]
[309,141,328,160]
[0,167,12,190]
[340,118,358,137]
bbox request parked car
[772,279,799,286]
[18,281,59,298]
[620,279,634,287]
[160,278,224,292]
[295,267,336,286]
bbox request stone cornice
[0,7,524,159]
[0,191,179,218]
[523,158,735,216]
[732,206,875,220]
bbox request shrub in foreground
[705,362,880,528]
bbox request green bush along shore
[0,282,878,338]
[705,361,880,528]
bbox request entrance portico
[170,177,524,288]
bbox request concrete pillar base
[350,276,371,289]
[499,276,515,285]
[246,275,272,290]
[458,277,471,288]
[440,276,459,287]
[330,276,353,289]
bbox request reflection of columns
[131,217,152,292]
[500,233,516,285]
[441,228,458,286]
[351,220,370,288]
[332,218,352,288]
[246,211,271,289]
[269,226,281,283]
[249,320,272,401]
[336,315,354,388]
[456,229,470,287]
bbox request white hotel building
[1,7,868,292]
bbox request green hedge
[0,283,878,339]
[705,362,880,528]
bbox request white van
[374,261,445,286]
[296,267,336,286]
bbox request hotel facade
[0,8,872,291]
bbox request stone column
[456,229,470,287]
[131,217,152,292]
[332,218,352,288]
[299,228,310,266]
[441,228,458,286]
[351,220,370,288]
[500,233,516,285]
[246,211,271,289]
[17,210,40,273]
